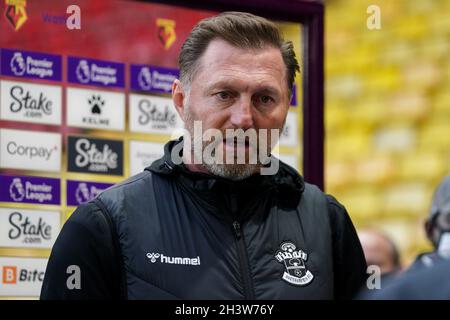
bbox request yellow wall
[325,0,450,264]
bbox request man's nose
[230,98,254,129]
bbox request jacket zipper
[231,194,255,300]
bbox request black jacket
[360,259,450,300]
[41,139,367,300]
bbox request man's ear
[425,219,438,248]
[425,220,432,242]
[172,79,186,121]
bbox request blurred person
[359,174,450,300]
[361,259,450,300]
[41,12,366,300]
[358,229,401,283]
[409,174,450,271]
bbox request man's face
[173,38,291,180]
[359,231,397,275]
[428,212,450,247]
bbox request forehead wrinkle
[204,67,284,93]
[202,40,285,67]
[213,56,285,78]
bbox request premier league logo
[275,242,314,286]
[138,67,152,90]
[76,60,90,83]
[10,52,26,76]
[9,178,25,202]
[75,183,90,204]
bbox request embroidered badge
[275,241,314,286]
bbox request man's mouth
[223,137,251,149]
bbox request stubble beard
[183,106,275,181]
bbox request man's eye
[259,95,274,104]
[216,92,231,100]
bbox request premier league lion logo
[76,60,90,83]
[10,52,26,76]
[75,183,91,204]
[9,178,25,202]
[275,241,314,286]
[138,67,152,90]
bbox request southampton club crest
[275,242,314,286]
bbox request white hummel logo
[146,252,201,266]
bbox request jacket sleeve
[40,201,121,300]
[327,195,367,299]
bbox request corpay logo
[0,129,61,172]
[6,141,57,160]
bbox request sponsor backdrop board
[0,257,48,297]
[66,180,113,207]
[0,0,302,299]
[0,174,61,205]
[0,207,60,249]
[66,87,125,131]
[67,136,124,176]
[0,128,62,172]
[129,140,165,176]
[0,80,62,125]
[129,93,184,135]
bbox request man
[358,229,401,288]
[359,175,450,300]
[408,174,450,271]
[41,12,366,300]
[360,259,450,300]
